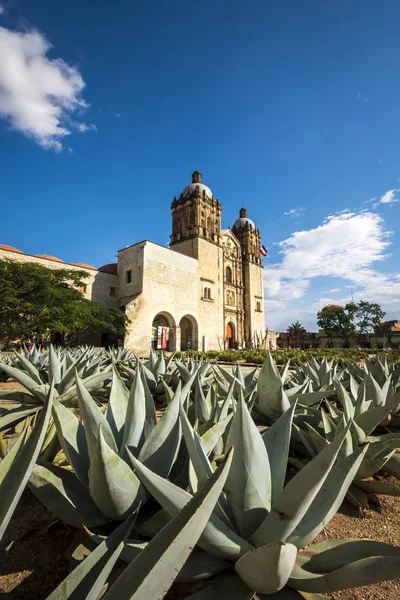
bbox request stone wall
[122,241,199,353]
[0,248,118,309]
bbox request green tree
[345,301,386,347]
[317,301,385,348]
[317,304,355,347]
[0,259,127,346]
[287,320,306,348]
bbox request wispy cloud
[284,207,306,218]
[115,113,121,118]
[0,25,94,150]
[264,211,399,331]
[326,288,341,293]
[372,189,400,208]
[0,6,4,16]
[357,91,369,103]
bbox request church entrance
[179,315,198,351]
[226,322,235,349]
[152,312,175,351]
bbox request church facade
[0,171,266,353]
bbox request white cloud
[373,189,400,208]
[264,211,399,331]
[326,288,341,293]
[0,6,4,16]
[0,25,94,150]
[284,207,305,218]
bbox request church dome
[36,254,65,263]
[232,208,255,230]
[72,262,97,270]
[0,244,23,254]
[180,171,213,199]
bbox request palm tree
[287,321,307,348]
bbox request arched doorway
[226,321,235,349]
[179,315,198,350]
[152,312,176,351]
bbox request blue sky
[1,0,400,331]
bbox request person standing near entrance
[187,340,192,350]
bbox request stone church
[0,171,266,353]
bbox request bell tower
[232,208,265,347]
[170,171,222,249]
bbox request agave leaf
[0,385,54,541]
[292,392,333,407]
[250,425,350,548]
[86,530,147,563]
[201,414,233,456]
[258,387,291,421]
[138,382,182,478]
[89,427,144,521]
[128,449,253,560]
[13,350,42,385]
[333,379,354,420]
[261,403,296,503]
[121,367,146,458]
[139,362,157,432]
[287,446,367,548]
[0,407,40,431]
[355,478,400,497]
[61,371,112,405]
[52,400,90,487]
[180,404,214,492]
[105,366,129,450]
[184,572,255,599]
[224,392,271,538]
[355,405,392,436]
[0,426,30,484]
[384,455,400,478]
[103,450,237,599]
[235,541,297,594]
[46,512,137,600]
[257,353,282,395]
[289,539,400,593]
[195,376,212,423]
[364,373,384,406]
[48,345,62,385]
[0,363,44,398]
[76,374,117,456]
[29,462,109,528]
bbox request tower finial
[192,170,202,184]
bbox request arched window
[226,266,232,284]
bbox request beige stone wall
[0,248,118,309]
[122,241,199,353]
[243,261,266,346]
[196,238,225,351]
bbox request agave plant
[28,364,232,527]
[252,353,334,425]
[118,395,400,597]
[0,384,54,541]
[291,374,400,504]
[46,451,234,600]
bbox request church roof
[181,182,213,200]
[179,170,214,200]
[98,263,118,274]
[0,244,23,254]
[72,262,97,270]
[232,208,255,230]
[36,254,65,263]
